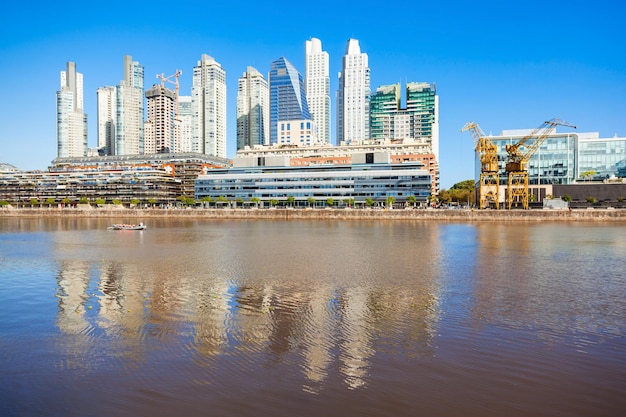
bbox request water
[1,217,625,417]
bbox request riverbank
[3,207,626,221]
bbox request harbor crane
[505,118,577,209]
[462,122,500,209]
[156,70,182,117]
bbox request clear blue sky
[1,0,624,188]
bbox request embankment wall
[3,208,626,221]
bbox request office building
[337,39,370,145]
[56,62,88,158]
[305,38,330,144]
[195,153,432,207]
[237,67,269,150]
[192,54,227,158]
[269,57,311,145]
[370,82,439,160]
[115,55,145,155]
[484,128,626,202]
[144,84,178,154]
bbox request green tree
[46,198,56,207]
[95,198,106,206]
[287,196,295,207]
[0,200,9,207]
[365,198,374,208]
[562,194,572,202]
[386,196,396,208]
[112,199,122,205]
[78,196,89,205]
[29,198,40,207]
[407,195,417,208]
[326,198,335,207]
[200,196,213,208]
[307,197,315,208]
[250,197,260,208]
[130,198,141,207]
[148,198,157,207]
[343,198,354,208]
[581,170,596,182]
[270,199,279,207]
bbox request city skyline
[2,0,624,188]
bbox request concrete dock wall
[3,207,626,221]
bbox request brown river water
[1,217,624,417]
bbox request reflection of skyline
[52,221,443,391]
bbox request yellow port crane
[462,122,500,209]
[505,118,577,209]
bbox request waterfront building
[178,96,193,153]
[195,152,432,207]
[236,138,439,194]
[192,54,227,158]
[0,168,182,207]
[56,62,88,158]
[337,39,370,145]
[484,128,626,202]
[144,84,179,154]
[96,86,116,155]
[305,38,331,144]
[370,82,439,161]
[269,57,311,145]
[115,55,145,156]
[236,67,269,150]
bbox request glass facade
[195,163,431,205]
[487,131,626,185]
[578,137,626,180]
[269,57,311,145]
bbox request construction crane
[505,118,577,209]
[156,70,182,117]
[462,122,500,209]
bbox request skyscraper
[144,83,178,154]
[56,61,87,158]
[192,54,227,158]
[116,55,144,155]
[177,96,193,153]
[269,57,311,145]
[96,86,116,155]
[305,38,330,144]
[337,39,370,145]
[369,82,439,160]
[237,66,269,150]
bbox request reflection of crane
[462,122,500,209]
[156,70,182,117]
[505,118,577,209]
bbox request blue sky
[1,0,624,188]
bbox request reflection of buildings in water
[338,288,373,390]
[300,285,335,388]
[56,260,91,334]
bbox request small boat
[108,223,146,230]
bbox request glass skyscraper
[115,55,144,155]
[269,57,311,145]
[370,82,439,160]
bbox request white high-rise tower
[236,66,269,150]
[337,39,370,145]
[115,55,144,155]
[192,54,227,158]
[56,61,87,158]
[305,38,330,145]
[97,86,116,155]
